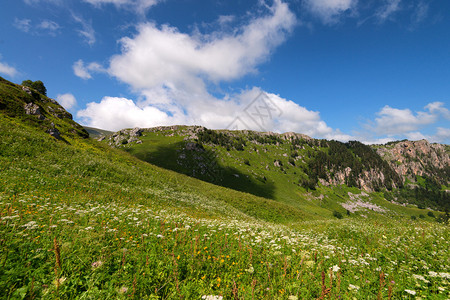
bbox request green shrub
[333,210,343,219]
[21,79,47,96]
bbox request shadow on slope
[126,140,276,200]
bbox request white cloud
[73,59,105,79]
[375,0,401,23]
[430,127,450,144]
[0,62,19,77]
[14,18,32,32]
[405,131,426,141]
[371,104,437,135]
[23,0,62,5]
[73,60,92,79]
[358,102,450,144]
[403,128,450,144]
[72,14,96,46]
[425,102,450,120]
[109,0,295,90]
[78,96,177,131]
[38,20,60,31]
[83,0,161,13]
[77,88,340,138]
[77,1,353,140]
[14,18,60,36]
[56,93,77,110]
[304,0,357,24]
[0,55,19,77]
[411,1,428,26]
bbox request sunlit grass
[0,115,449,299]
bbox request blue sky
[0,0,449,144]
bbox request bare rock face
[46,104,73,120]
[108,127,143,146]
[22,86,32,95]
[376,140,450,185]
[46,127,62,140]
[281,132,313,141]
[24,103,45,120]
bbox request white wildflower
[245,265,254,274]
[404,289,416,295]
[201,296,223,300]
[413,274,429,283]
[53,277,66,286]
[331,265,340,272]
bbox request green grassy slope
[112,127,447,219]
[0,77,88,141]
[83,126,113,139]
[1,77,449,299]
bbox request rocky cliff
[375,140,450,186]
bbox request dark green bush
[22,79,47,96]
[333,210,343,219]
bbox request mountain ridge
[103,125,449,211]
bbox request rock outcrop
[376,140,450,185]
[108,127,143,146]
[24,103,45,120]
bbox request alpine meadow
[0,76,449,299]
[2,0,450,299]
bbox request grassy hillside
[109,126,449,215]
[1,77,449,299]
[83,126,113,139]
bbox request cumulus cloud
[375,0,402,23]
[304,0,357,24]
[56,93,77,110]
[78,96,178,131]
[73,59,105,79]
[404,128,450,144]
[430,127,450,143]
[0,62,19,77]
[0,55,19,77]
[77,88,341,138]
[359,102,450,144]
[77,1,354,140]
[372,104,436,135]
[109,0,296,90]
[72,14,96,46]
[425,102,450,120]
